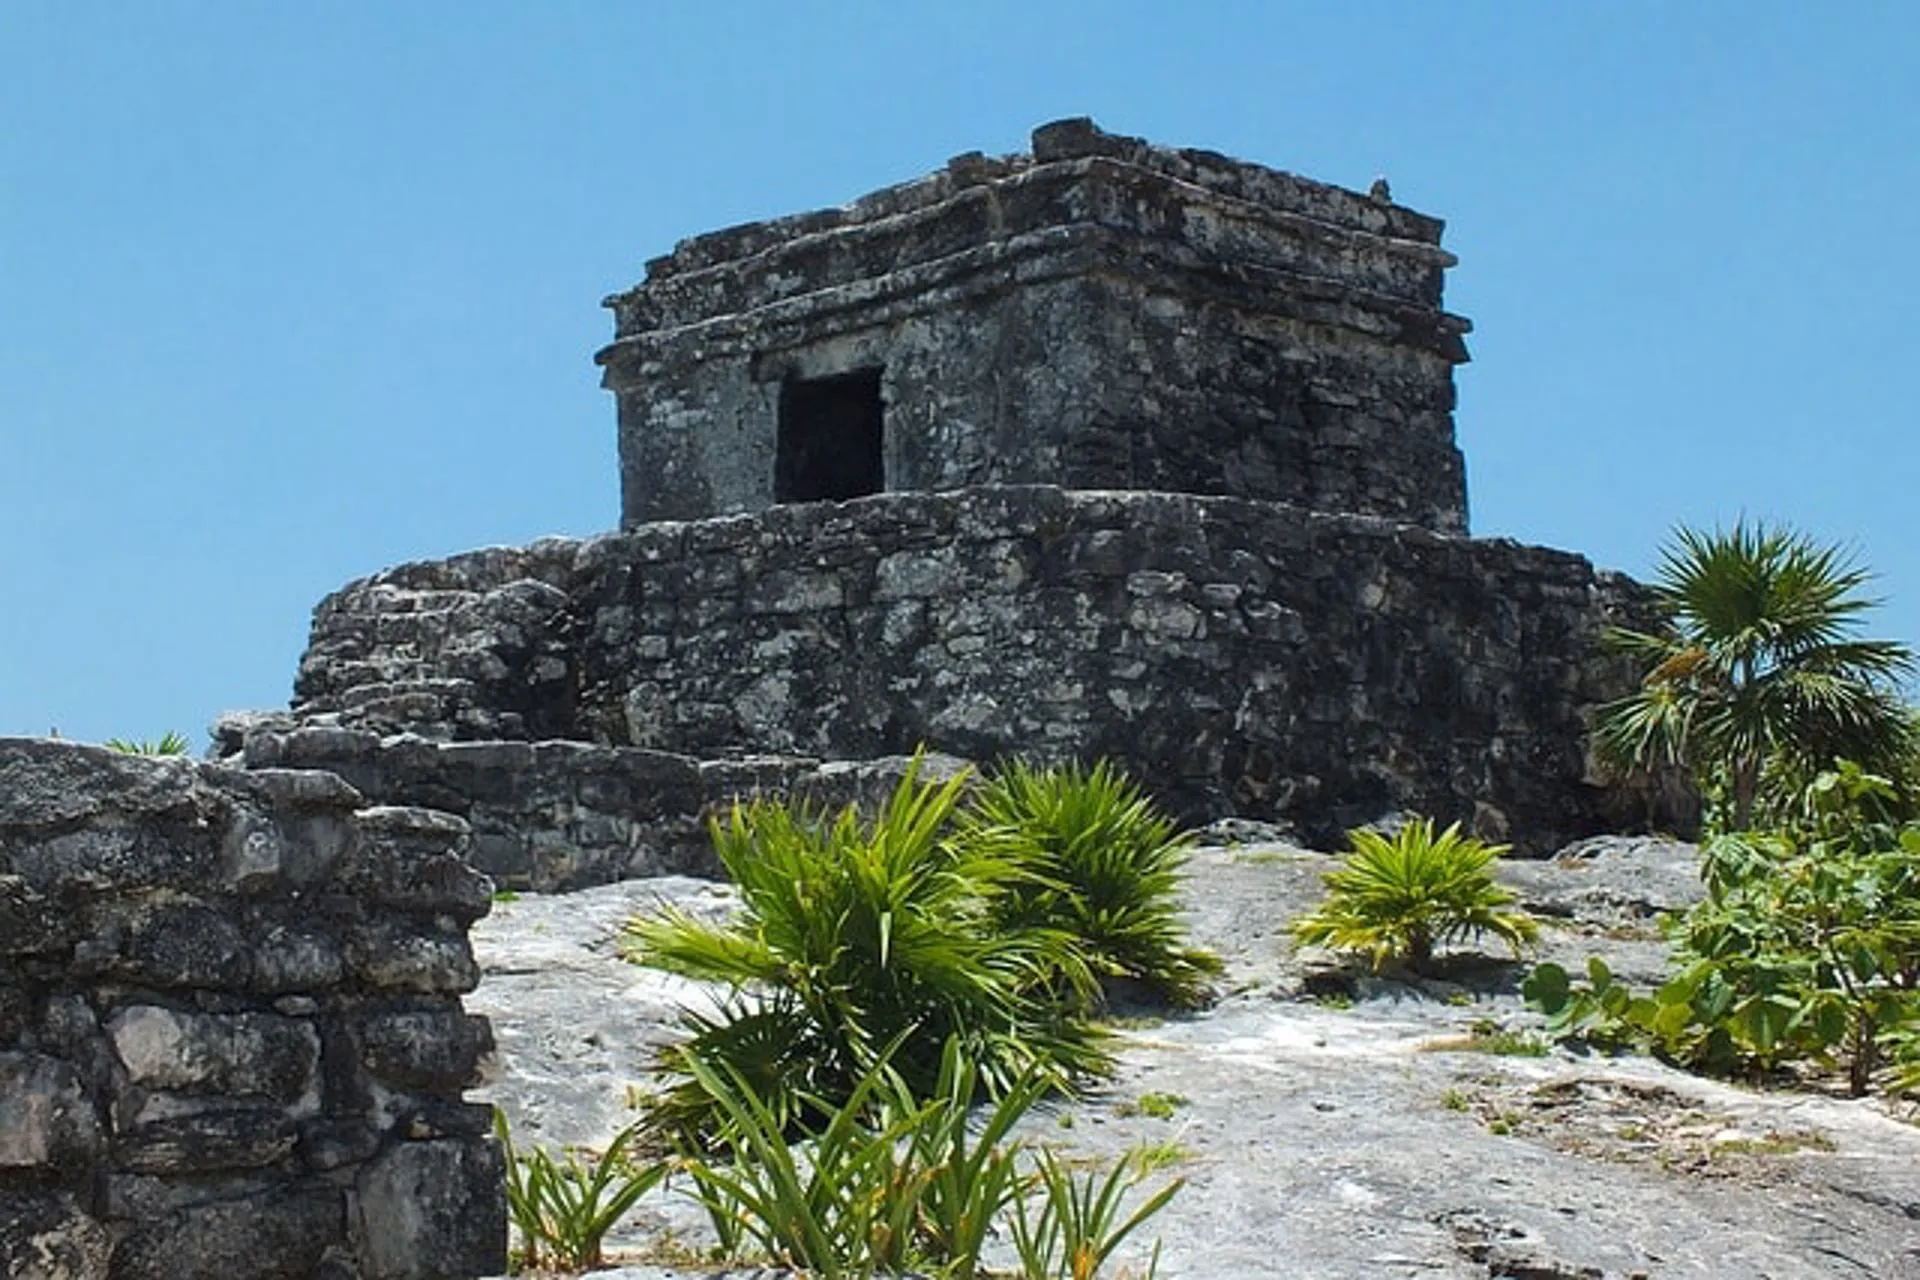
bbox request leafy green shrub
[622,756,1110,1145]
[967,759,1222,1008]
[1527,762,1920,1096]
[907,1039,1042,1279]
[1289,818,1538,974]
[494,1110,665,1272]
[673,1036,936,1278]
[104,731,190,756]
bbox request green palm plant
[104,731,191,756]
[622,755,1109,1145]
[494,1111,667,1272]
[672,1036,939,1278]
[1594,522,1915,830]
[1010,1142,1183,1280]
[966,759,1222,1008]
[674,1034,1042,1279]
[1289,818,1538,974]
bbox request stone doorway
[776,368,884,503]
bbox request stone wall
[212,720,969,893]
[0,739,505,1279]
[286,486,1655,854]
[598,118,1471,533]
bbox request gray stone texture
[599,119,1470,534]
[275,486,1656,869]
[0,739,505,1279]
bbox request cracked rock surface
[472,836,1920,1279]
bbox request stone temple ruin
[4,118,1665,1279]
[217,117,1653,893]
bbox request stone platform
[258,486,1653,871]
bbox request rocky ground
[470,834,1920,1279]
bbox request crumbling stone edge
[0,738,506,1280]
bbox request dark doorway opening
[776,368,885,503]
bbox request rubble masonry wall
[0,740,505,1280]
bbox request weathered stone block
[0,873,67,955]
[354,1006,493,1091]
[110,894,253,989]
[0,1051,102,1170]
[112,1107,299,1173]
[0,1188,112,1280]
[250,918,348,992]
[107,1004,319,1103]
[110,1183,343,1280]
[350,1137,506,1280]
[342,805,491,921]
[346,917,481,994]
[297,1120,382,1176]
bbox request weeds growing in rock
[1011,1143,1182,1280]
[1115,1091,1188,1120]
[1423,1018,1550,1058]
[1125,1136,1192,1174]
[1289,818,1538,974]
[499,1035,1182,1278]
[495,1111,665,1272]
[104,731,190,756]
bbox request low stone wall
[0,739,505,1279]
[288,486,1659,853]
[213,719,971,893]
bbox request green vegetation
[621,757,1110,1145]
[1593,521,1915,831]
[1423,1018,1550,1058]
[1125,1136,1192,1175]
[104,731,191,756]
[1011,1144,1181,1280]
[576,753,1206,1274]
[497,1036,1182,1278]
[672,1036,992,1278]
[1438,1087,1470,1112]
[1710,1130,1835,1158]
[495,1112,665,1272]
[622,752,1219,1147]
[966,759,1223,1008]
[1527,761,1920,1096]
[1288,818,1538,974]
[1533,521,1920,1100]
[1115,1091,1188,1121]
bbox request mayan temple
[215,118,1657,891]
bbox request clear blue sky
[4,3,1916,747]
